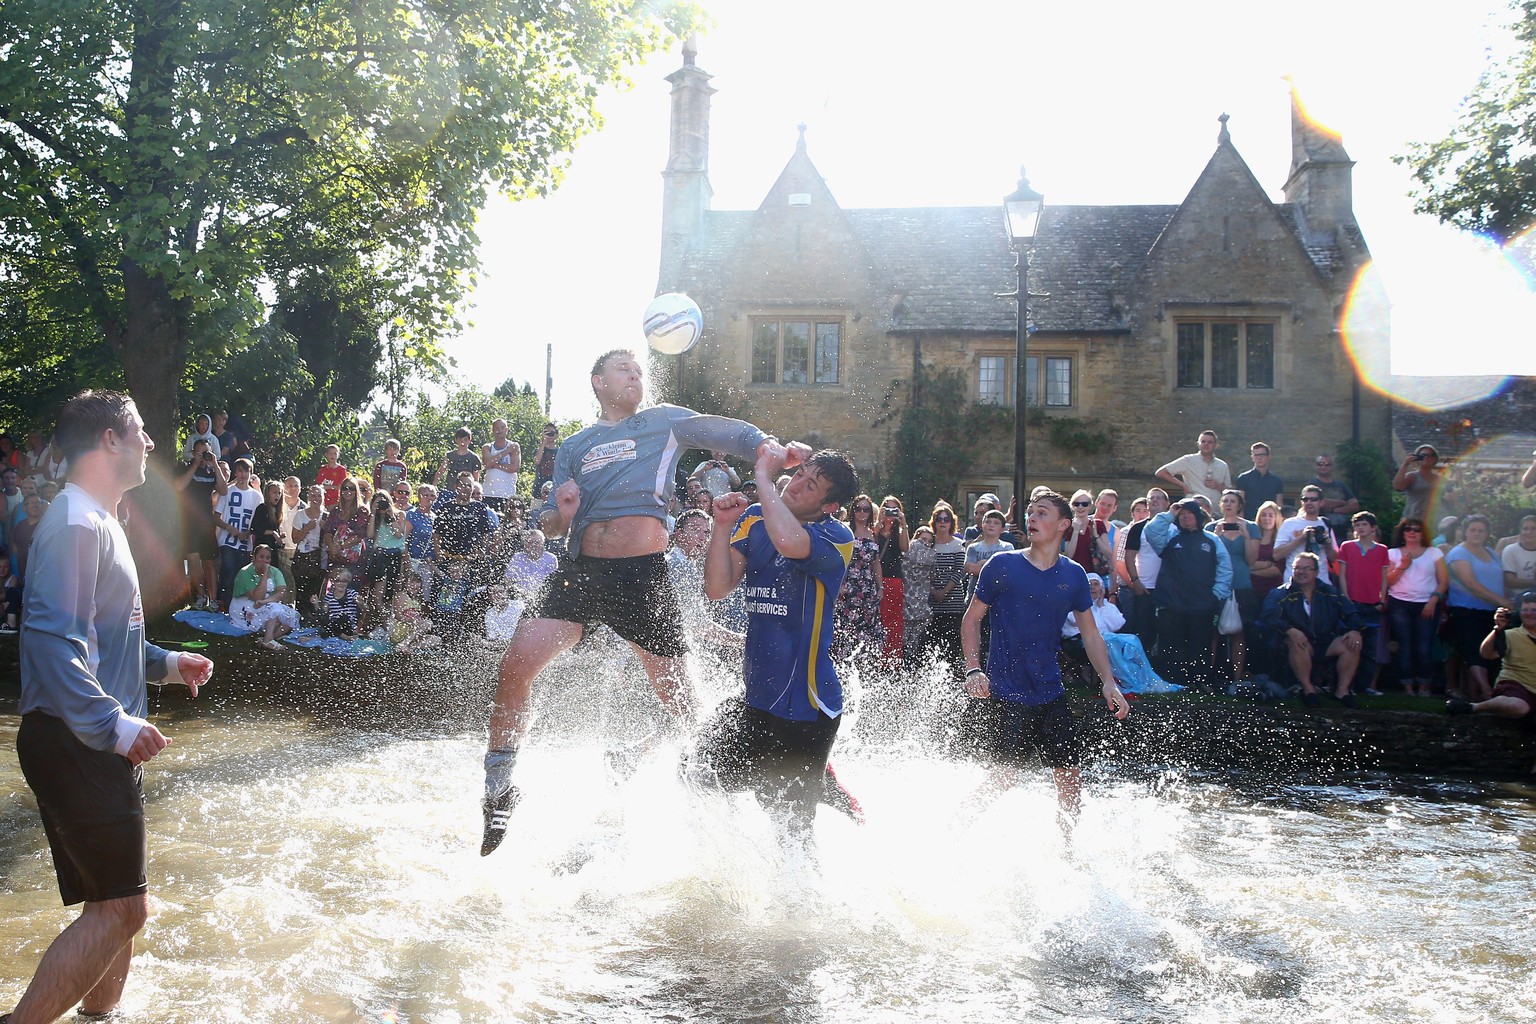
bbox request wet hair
[591,348,637,377]
[802,450,858,508]
[54,389,137,463]
[674,508,709,532]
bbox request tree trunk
[116,258,195,618]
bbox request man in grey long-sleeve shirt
[8,390,212,1024]
[479,347,805,855]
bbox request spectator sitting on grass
[1449,592,1536,723]
[1258,551,1366,707]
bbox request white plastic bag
[1217,595,1243,635]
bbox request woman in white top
[1385,516,1449,697]
[1061,574,1181,694]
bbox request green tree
[0,0,699,449]
[380,380,575,495]
[1399,1,1536,242]
[875,366,1012,512]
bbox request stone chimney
[1281,83,1356,249]
[661,37,715,246]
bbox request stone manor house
[653,47,1392,512]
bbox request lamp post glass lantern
[1004,168,1043,511]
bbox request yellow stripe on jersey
[833,538,854,567]
[807,577,826,711]
[732,515,762,545]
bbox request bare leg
[1231,631,1247,681]
[1328,639,1361,699]
[185,553,204,603]
[1470,695,1530,719]
[487,618,584,750]
[1053,766,1082,831]
[11,894,147,1024]
[1466,665,1492,702]
[78,938,133,1017]
[202,558,217,606]
[1287,642,1317,694]
[632,645,694,724]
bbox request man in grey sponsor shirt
[9,390,212,1024]
[479,348,804,855]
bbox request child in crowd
[322,566,361,640]
[387,575,441,654]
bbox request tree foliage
[874,367,1013,513]
[1399,1,1536,242]
[0,0,700,449]
[374,379,578,496]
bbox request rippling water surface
[2,643,1533,1023]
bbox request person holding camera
[1448,592,1536,719]
[174,438,221,610]
[1274,484,1340,586]
[1392,444,1443,524]
[366,489,412,618]
[689,450,741,499]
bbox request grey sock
[484,748,518,799]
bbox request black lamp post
[1003,167,1043,510]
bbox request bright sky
[446,0,1536,422]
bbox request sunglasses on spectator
[1301,496,1321,502]
[1403,526,1423,533]
[934,514,954,522]
[1071,500,1092,507]
[341,485,357,492]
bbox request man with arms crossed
[480,348,802,855]
[960,491,1130,830]
[681,447,858,847]
[7,391,213,1024]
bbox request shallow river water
[3,642,1534,1023]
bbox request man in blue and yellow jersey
[683,446,860,845]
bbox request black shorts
[532,552,687,657]
[960,694,1081,769]
[684,696,841,795]
[16,711,148,905]
[184,510,219,560]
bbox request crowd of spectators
[4,413,1536,734]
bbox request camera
[1311,524,1330,541]
[883,508,897,518]
[1224,522,1241,532]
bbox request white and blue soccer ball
[643,292,703,355]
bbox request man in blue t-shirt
[961,490,1130,829]
[681,446,859,845]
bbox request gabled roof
[1027,205,1177,332]
[664,182,1342,333]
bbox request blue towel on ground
[281,627,391,658]
[172,608,257,637]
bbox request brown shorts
[1492,679,1536,716]
[16,712,148,905]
